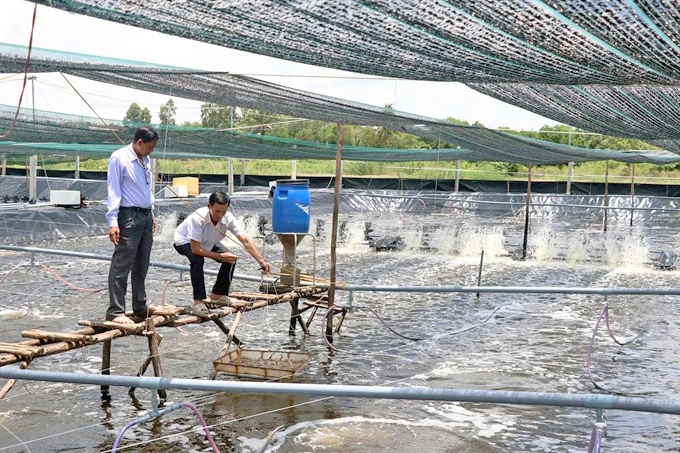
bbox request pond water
[0,191,679,452]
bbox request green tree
[240,109,286,135]
[123,102,152,125]
[159,98,177,126]
[200,103,234,128]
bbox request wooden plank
[78,320,146,334]
[0,343,43,356]
[21,329,96,343]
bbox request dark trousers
[107,208,153,320]
[174,243,236,300]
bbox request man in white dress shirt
[174,190,272,304]
[105,126,158,324]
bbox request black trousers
[174,243,235,300]
[107,207,153,320]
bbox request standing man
[105,126,159,324]
[174,191,272,305]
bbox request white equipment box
[50,190,81,206]
[162,186,189,198]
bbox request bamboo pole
[327,123,344,344]
[101,340,111,397]
[521,164,533,260]
[210,310,243,380]
[145,318,166,401]
[0,359,30,400]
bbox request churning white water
[0,190,679,452]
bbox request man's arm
[106,156,122,244]
[237,234,272,274]
[189,240,238,263]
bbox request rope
[0,3,36,140]
[321,302,499,353]
[0,421,33,453]
[111,402,219,453]
[39,264,104,293]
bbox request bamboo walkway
[0,285,346,400]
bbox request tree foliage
[200,103,235,128]
[159,98,177,126]
[123,102,152,125]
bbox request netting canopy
[1,43,678,165]
[30,0,680,85]
[5,104,678,164]
[11,0,680,156]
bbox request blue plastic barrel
[272,179,311,233]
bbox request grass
[9,157,680,185]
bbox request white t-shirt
[174,206,244,251]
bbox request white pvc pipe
[2,366,680,416]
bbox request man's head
[132,126,159,158]
[208,191,231,222]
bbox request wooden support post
[334,309,348,333]
[101,340,111,398]
[145,319,166,401]
[327,122,344,344]
[305,305,319,329]
[211,318,242,346]
[521,163,532,261]
[129,333,163,397]
[210,310,243,380]
[288,297,308,335]
[0,359,31,400]
[289,297,298,334]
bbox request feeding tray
[213,348,313,379]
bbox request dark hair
[134,126,159,143]
[209,191,230,206]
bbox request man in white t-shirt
[174,191,272,304]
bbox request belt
[120,206,152,213]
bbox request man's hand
[108,226,120,245]
[259,260,272,275]
[152,218,157,236]
[218,252,239,263]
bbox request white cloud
[0,0,558,130]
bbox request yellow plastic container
[172,176,199,196]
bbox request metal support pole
[28,154,37,203]
[629,163,635,228]
[74,156,80,179]
[566,161,574,194]
[454,160,460,193]
[5,367,680,417]
[603,160,609,233]
[28,75,36,121]
[228,158,234,196]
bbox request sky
[0,0,559,131]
